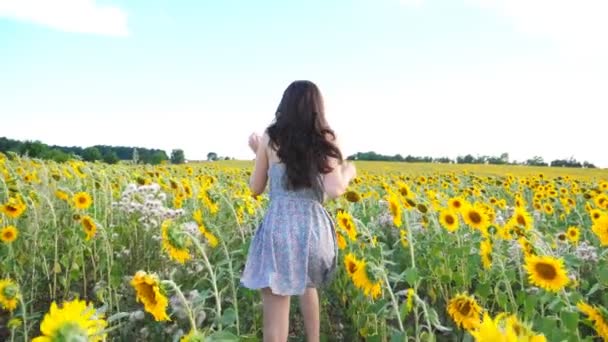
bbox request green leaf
[206,331,239,342]
[221,308,237,327]
[561,310,579,332]
[391,332,407,342]
[587,283,602,297]
[599,265,608,285]
[475,282,491,298]
[405,267,419,286]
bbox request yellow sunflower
[80,216,97,241]
[592,214,608,246]
[577,301,608,341]
[590,209,604,222]
[336,232,347,250]
[462,203,490,234]
[480,239,492,269]
[130,271,170,321]
[447,293,482,331]
[1,197,26,219]
[161,220,191,263]
[400,229,408,248]
[448,197,466,212]
[386,193,402,227]
[1,225,18,244]
[439,208,459,232]
[509,207,533,231]
[54,189,69,202]
[336,211,357,241]
[470,313,546,342]
[72,192,92,210]
[0,279,20,312]
[595,194,608,209]
[32,299,107,342]
[181,329,206,342]
[524,255,569,292]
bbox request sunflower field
[1,151,608,341]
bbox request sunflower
[0,279,20,312]
[591,214,608,246]
[72,192,92,210]
[336,232,347,250]
[386,193,402,227]
[439,208,459,232]
[448,197,466,212]
[203,230,219,248]
[397,181,413,198]
[595,194,608,209]
[32,299,107,342]
[81,216,97,241]
[447,293,482,331]
[590,209,604,222]
[543,203,554,215]
[577,301,608,340]
[1,197,26,219]
[161,220,191,263]
[416,203,428,214]
[1,225,18,244]
[480,239,492,269]
[509,207,533,231]
[344,190,361,203]
[462,203,490,234]
[181,329,206,342]
[54,190,69,202]
[524,255,569,292]
[400,229,408,248]
[130,271,170,321]
[470,313,546,342]
[344,253,360,278]
[336,211,357,240]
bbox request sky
[1,0,607,166]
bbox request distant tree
[102,151,119,164]
[207,152,218,161]
[150,151,168,165]
[500,153,509,164]
[19,140,47,158]
[82,147,102,162]
[526,156,547,167]
[44,148,71,163]
[171,149,186,164]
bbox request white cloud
[466,0,608,57]
[0,0,128,36]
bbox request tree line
[0,137,186,164]
[347,151,597,168]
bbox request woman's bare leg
[299,288,320,342]
[262,288,291,342]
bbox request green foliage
[171,149,186,164]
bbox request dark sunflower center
[453,201,461,208]
[445,215,455,225]
[459,301,472,316]
[3,231,14,240]
[534,262,557,280]
[347,261,358,274]
[569,230,577,237]
[137,283,156,304]
[517,215,526,226]
[6,205,17,213]
[468,211,482,224]
[83,219,94,231]
[78,197,87,204]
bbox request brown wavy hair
[266,80,343,190]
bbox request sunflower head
[344,190,361,203]
[72,192,93,210]
[161,220,192,264]
[447,293,482,331]
[32,299,107,342]
[1,225,18,244]
[591,214,608,246]
[0,279,21,312]
[439,209,459,232]
[130,271,170,322]
[1,197,26,219]
[81,216,97,241]
[524,255,569,292]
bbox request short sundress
[240,163,338,296]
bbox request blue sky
[1,0,607,166]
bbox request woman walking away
[240,80,357,342]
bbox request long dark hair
[266,80,343,190]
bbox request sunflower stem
[382,273,405,332]
[19,296,28,341]
[162,280,198,333]
[186,231,223,329]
